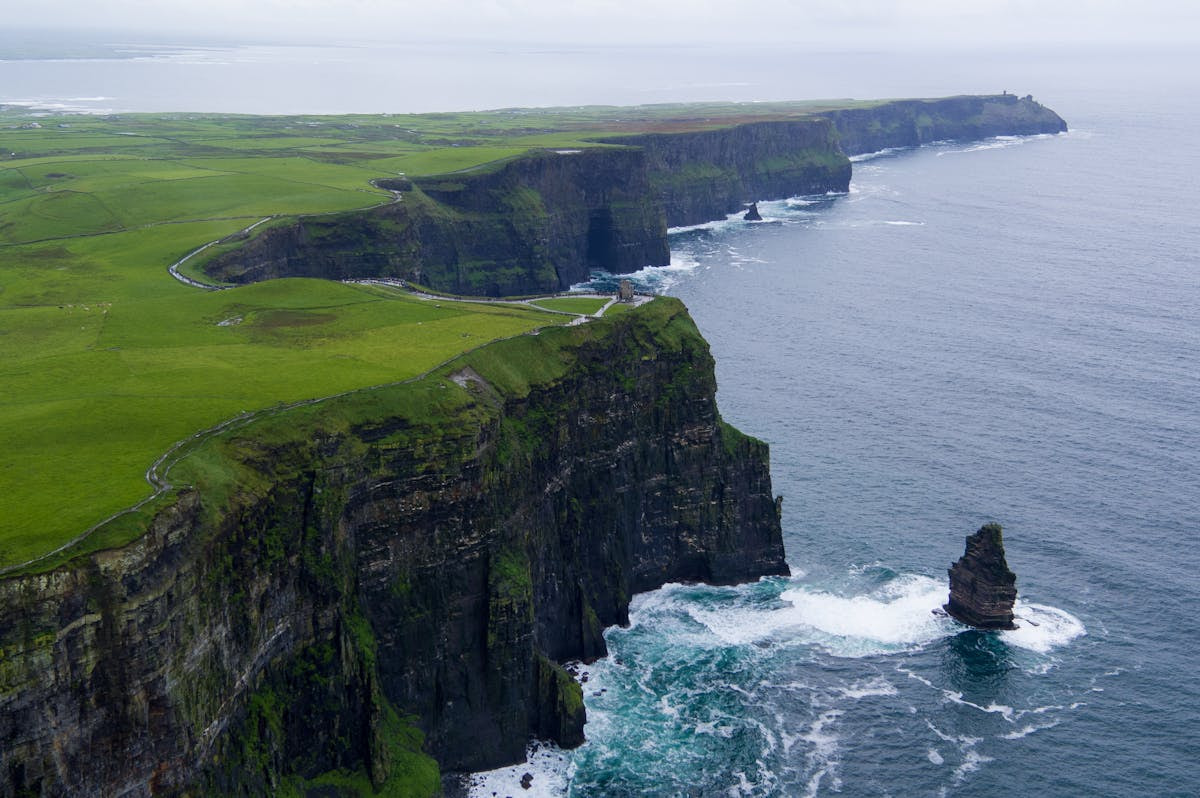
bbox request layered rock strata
[0,298,787,795]
[944,522,1018,629]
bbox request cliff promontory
[0,298,787,796]
[824,93,1067,156]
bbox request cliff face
[0,299,787,795]
[824,94,1068,156]
[204,147,670,296]
[599,118,851,228]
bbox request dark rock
[943,523,1018,629]
[521,772,533,789]
[743,203,762,221]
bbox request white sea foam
[575,251,701,295]
[467,740,571,798]
[837,677,897,700]
[1002,719,1061,740]
[667,209,745,235]
[0,97,116,114]
[901,668,937,690]
[952,749,994,782]
[658,572,1083,662]
[776,574,953,657]
[660,573,953,657]
[883,220,925,226]
[928,748,945,765]
[849,146,907,162]
[1001,601,1086,653]
[936,135,1033,157]
[941,691,1015,722]
[800,710,843,798]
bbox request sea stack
[743,202,763,221]
[944,523,1018,629]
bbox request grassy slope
[0,100,869,568]
[530,296,610,315]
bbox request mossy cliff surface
[597,118,850,228]
[0,298,787,796]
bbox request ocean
[4,35,1197,797]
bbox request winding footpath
[167,216,275,289]
[167,181,405,290]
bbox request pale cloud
[9,0,1199,47]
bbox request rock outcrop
[743,202,763,221]
[944,523,1018,629]
[0,298,787,795]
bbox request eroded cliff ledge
[0,298,787,796]
[202,95,1065,297]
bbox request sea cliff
[204,148,670,297]
[0,299,787,796]
[202,95,1065,297]
[823,93,1067,156]
[594,117,850,228]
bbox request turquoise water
[476,82,1200,796]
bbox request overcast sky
[10,0,1200,49]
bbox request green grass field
[529,296,610,315]
[0,100,858,569]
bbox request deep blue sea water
[480,72,1200,797]
[4,35,1197,798]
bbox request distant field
[0,100,850,569]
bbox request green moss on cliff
[533,654,586,749]
[490,548,534,604]
[276,706,439,798]
[215,603,439,798]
